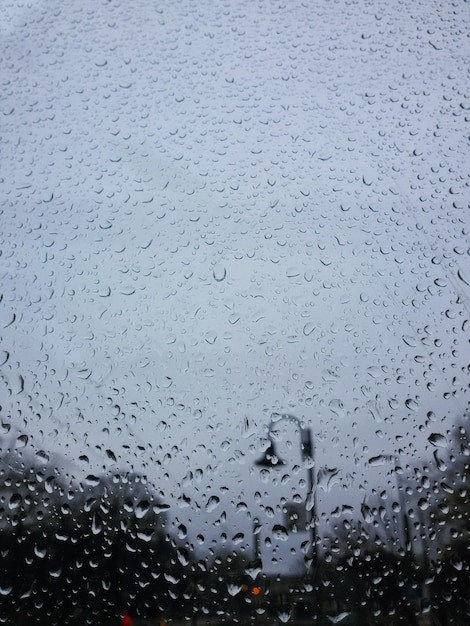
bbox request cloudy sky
[1,0,468,573]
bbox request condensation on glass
[0,1,468,624]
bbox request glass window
[1,1,468,624]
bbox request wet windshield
[1,1,469,625]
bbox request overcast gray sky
[1,0,469,574]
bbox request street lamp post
[255,414,317,602]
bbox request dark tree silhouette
[0,449,184,625]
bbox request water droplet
[327,612,352,624]
[368,454,392,467]
[176,547,190,566]
[16,433,28,448]
[418,498,429,511]
[34,545,47,559]
[303,322,316,336]
[135,500,150,519]
[0,585,13,596]
[232,532,244,545]
[137,529,154,542]
[213,263,226,282]
[204,331,217,344]
[205,495,220,512]
[91,514,102,535]
[277,608,291,623]
[433,450,447,471]
[272,524,289,541]
[318,466,341,492]
[402,335,417,347]
[105,449,117,462]
[8,493,22,510]
[85,475,100,487]
[457,268,470,286]
[428,433,447,448]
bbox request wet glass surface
[1,1,469,624]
